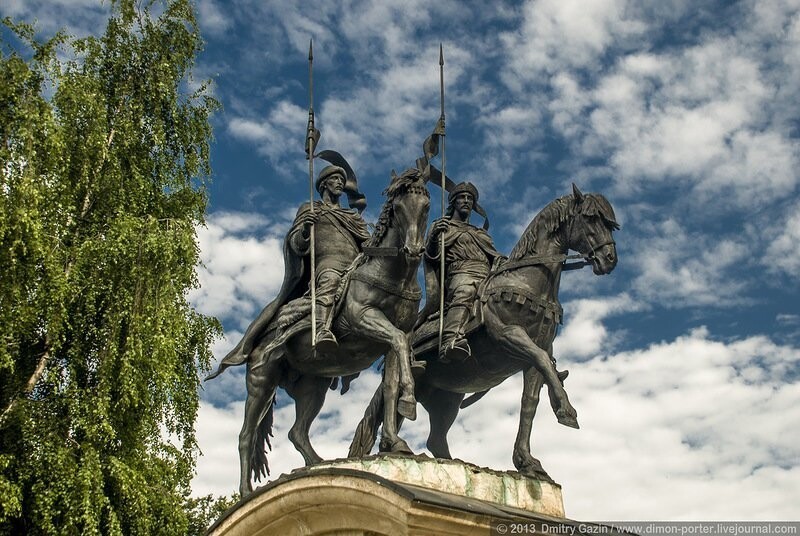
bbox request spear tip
[309,39,313,61]
[439,43,444,66]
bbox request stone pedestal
[312,455,565,517]
[207,455,577,536]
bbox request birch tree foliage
[0,1,220,533]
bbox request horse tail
[251,384,278,483]
[348,383,384,457]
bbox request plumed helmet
[448,181,479,204]
[315,165,347,193]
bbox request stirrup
[410,359,427,378]
[440,338,470,364]
[314,329,338,354]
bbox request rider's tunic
[288,201,369,306]
[428,219,501,311]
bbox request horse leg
[487,315,578,429]
[351,307,415,453]
[238,351,282,496]
[421,387,464,459]
[512,367,550,478]
[377,349,413,454]
[284,373,329,466]
[395,334,417,419]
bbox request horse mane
[364,168,429,248]
[508,192,619,260]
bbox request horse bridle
[361,184,429,258]
[489,211,615,277]
[567,211,616,268]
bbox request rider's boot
[314,303,338,354]
[439,306,471,363]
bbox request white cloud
[583,40,799,207]
[500,0,651,86]
[626,218,752,308]
[189,211,288,327]
[550,327,800,520]
[555,294,641,361]
[226,45,476,182]
[1,0,111,38]
[226,100,309,177]
[196,0,232,36]
[766,202,800,277]
[214,0,497,182]
[489,2,800,216]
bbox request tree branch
[1,103,120,429]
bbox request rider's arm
[424,218,449,261]
[288,203,314,256]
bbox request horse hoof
[410,359,426,378]
[556,410,580,429]
[379,437,414,455]
[397,396,417,421]
[557,369,569,384]
[514,455,549,479]
[518,463,552,481]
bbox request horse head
[371,168,430,259]
[567,184,619,275]
[509,185,619,275]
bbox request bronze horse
[229,169,430,496]
[349,185,619,480]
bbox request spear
[306,39,320,348]
[438,44,446,353]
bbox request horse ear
[572,183,584,203]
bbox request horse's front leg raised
[512,366,550,478]
[489,316,578,429]
[352,306,416,454]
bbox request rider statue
[287,165,370,352]
[418,182,502,363]
[208,165,368,377]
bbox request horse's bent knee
[390,335,409,354]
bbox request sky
[3,0,800,522]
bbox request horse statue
[210,168,430,496]
[349,185,619,480]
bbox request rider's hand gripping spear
[306,39,321,349]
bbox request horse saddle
[411,302,484,358]
[267,253,368,341]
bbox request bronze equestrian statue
[208,167,431,496]
[350,184,619,481]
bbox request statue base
[207,455,579,535]
[312,455,565,517]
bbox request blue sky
[4,0,800,521]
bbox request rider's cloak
[206,201,369,379]
[416,218,502,328]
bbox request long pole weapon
[438,44,446,353]
[306,39,318,348]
